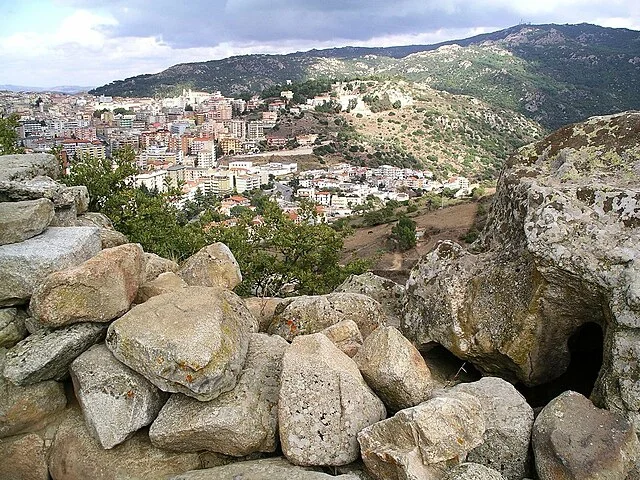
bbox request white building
[135,170,168,193]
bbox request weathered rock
[75,212,114,229]
[135,272,188,304]
[0,433,50,480]
[445,463,505,480]
[178,243,242,290]
[0,175,87,226]
[0,307,28,348]
[0,226,101,306]
[268,292,386,342]
[279,333,386,466]
[48,406,202,480]
[532,390,640,480]
[244,296,287,332]
[0,153,59,183]
[335,272,405,326]
[143,252,179,283]
[71,344,169,449]
[402,112,640,415]
[24,316,50,335]
[354,326,433,411]
[169,457,361,480]
[451,377,533,480]
[100,228,129,249]
[3,322,107,385]
[67,185,89,214]
[0,199,55,245]
[0,350,67,438]
[357,391,485,480]
[30,243,144,327]
[150,333,288,455]
[321,320,363,357]
[106,287,254,401]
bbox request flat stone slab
[3,322,108,385]
[0,227,101,306]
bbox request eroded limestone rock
[279,334,386,466]
[150,333,288,456]
[532,391,639,480]
[30,243,144,327]
[71,344,169,449]
[0,226,101,306]
[268,292,385,342]
[0,199,54,245]
[354,326,433,411]
[106,287,254,401]
[178,243,242,290]
[402,113,640,429]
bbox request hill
[90,23,640,129]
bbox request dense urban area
[0,84,476,225]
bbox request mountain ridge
[90,23,640,130]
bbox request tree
[61,146,205,262]
[0,114,24,155]
[62,146,138,211]
[390,216,417,251]
[205,200,369,297]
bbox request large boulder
[0,307,28,348]
[0,433,50,480]
[30,243,144,327]
[0,351,67,438]
[451,377,534,480]
[70,344,169,449]
[135,272,187,304]
[357,391,485,480]
[320,320,363,357]
[48,407,202,480]
[402,113,640,427]
[243,296,287,332]
[0,153,59,183]
[106,287,255,401]
[0,175,87,226]
[354,326,433,411]
[268,292,386,342]
[0,199,55,245]
[142,252,179,283]
[2,322,107,385]
[279,333,386,466]
[178,243,242,290]
[169,457,361,480]
[0,226,101,306]
[149,333,288,456]
[334,272,405,326]
[532,391,640,480]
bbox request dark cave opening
[517,322,604,409]
[422,344,482,386]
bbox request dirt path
[342,202,478,278]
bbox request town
[0,85,475,223]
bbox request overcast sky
[1,0,639,88]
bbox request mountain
[0,85,94,94]
[90,23,640,130]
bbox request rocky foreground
[1,112,640,480]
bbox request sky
[0,0,639,88]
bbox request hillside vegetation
[91,23,640,129]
